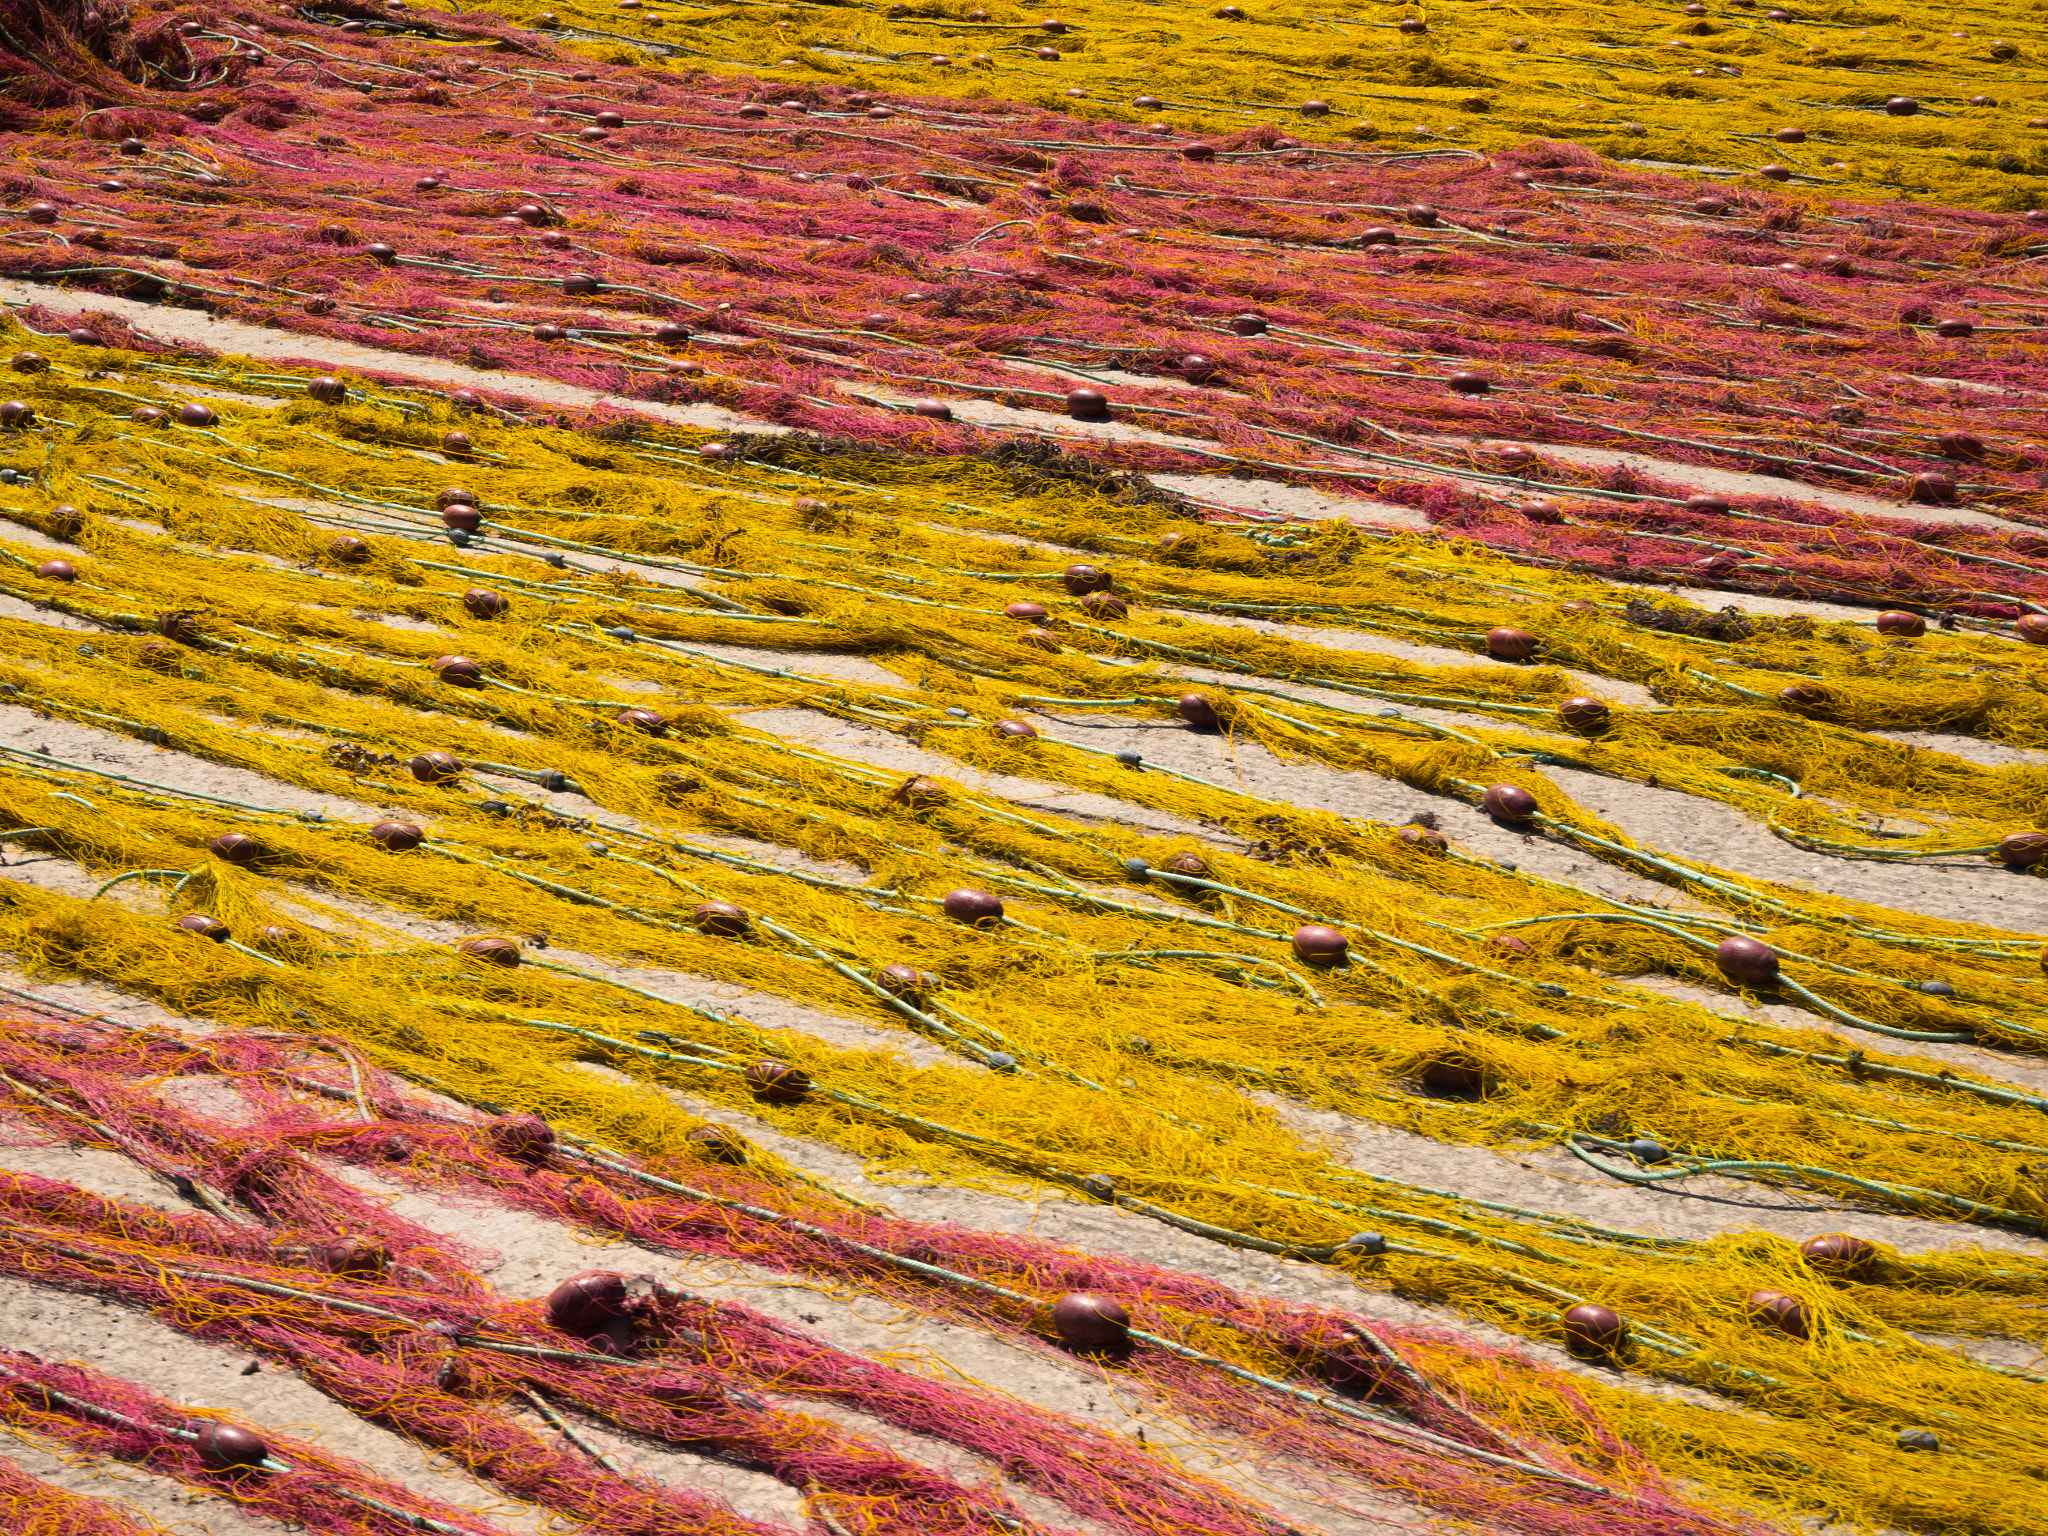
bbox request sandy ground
[0,283,2040,1536]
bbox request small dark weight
[176,402,217,428]
[436,486,480,509]
[1178,693,1220,729]
[9,351,45,373]
[36,559,73,582]
[1997,830,2048,866]
[208,832,261,864]
[441,503,482,532]
[1560,1302,1627,1355]
[1874,609,1926,637]
[370,820,424,851]
[1778,683,1828,709]
[1062,563,1111,594]
[2019,615,2048,645]
[1715,933,1779,987]
[129,405,166,427]
[548,1271,631,1335]
[1176,353,1219,384]
[1080,592,1127,619]
[1883,96,1918,115]
[1799,1232,1879,1281]
[1291,924,1349,968]
[992,718,1039,739]
[1228,314,1268,336]
[191,1421,269,1472]
[177,914,230,941]
[1746,1289,1811,1339]
[487,1112,555,1161]
[1558,696,1609,729]
[1004,600,1050,621]
[23,203,57,224]
[1396,826,1447,853]
[256,926,300,946]
[1936,429,1985,461]
[1447,371,1492,394]
[1485,626,1538,660]
[441,430,474,455]
[1050,1290,1130,1349]
[943,888,1005,925]
[1935,318,1974,339]
[745,1059,811,1102]
[1021,628,1060,652]
[655,322,691,344]
[690,900,750,937]
[330,534,370,563]
[307,376,347,404]
[1482,783,1538,822]
[1162,852,1210,876]
[410,750,463,784]
[1684,492,1731,515]
[617,708,667,735]
[434,654,483,687]
[462,586,508,618]
[0,401,34,428]
[1517,500,1562,525]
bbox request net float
[369,820,424,851]
[1561,1302,1627,1354]
[690,900,750,937]
[1746,1289,1811,1338]
[1051,1291,1130,1348]
[409,751,462,784]
[457,936,521,967]
[686,1124,747,1163]
[487,1112,555,1161]
[1485,627,1538,660]
[1291,924,1349,967]
[943,889,1004,924]
[191,1421,268,1472]
[1799,1232,1879,1280]
[1483,784,1538,822]
[433,655,483,687]
[1715,933,1779,987]
[745,1059,811,1102]
[1062,564,1111,594]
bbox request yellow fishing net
[0,325,2042,1530]
[503,0,2048,211]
